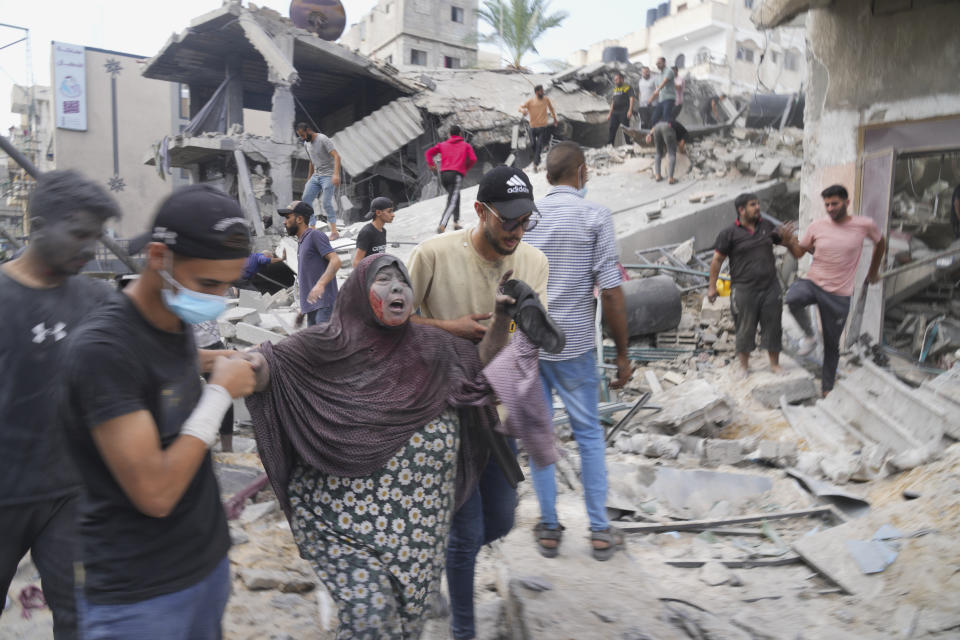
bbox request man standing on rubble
[0,170,120,640]
[281,200,341,327]
[519,84,559,173]
[648,57,677,125]
[636,66,658,128]
[524,141,631,562]
[407,166,548,640]
[606,72,635,147]
[62,185,259,638]
[708,193,793,378]
[296,122,342,240]
[426,125,478,235]
[784,184,886,395]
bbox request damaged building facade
[755,0,960,370]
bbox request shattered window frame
[410,48,428,66]
[451,5,465,23]
[444,56,461,69]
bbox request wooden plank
[620,506,835,534]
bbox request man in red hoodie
[425,125,478,234]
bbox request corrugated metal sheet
[332,97,424,177]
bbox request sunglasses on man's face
[484,205,540,232]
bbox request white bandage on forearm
[179,384,232,447]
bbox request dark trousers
[446,442,518,640]
[0,494,80,639]
[607,111,630,146]
[637,105,654,129]
[731,281,783,354]
[652,99,675,125]
[439,170,463,229]
[530,125,553,167]
[200,342,234,436]
[786,278,851,393]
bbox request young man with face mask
[61,185,258,639]
[406,166,549,640]
[0,170,120,640]
[784,184,886,395]
[523,142,631,562]
[280,200,341,327]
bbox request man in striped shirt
[523,141,631,562]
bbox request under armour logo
[32,322,67,344]
[506,175,529,194]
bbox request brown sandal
[591,527,624,562]
[534,523,565,558]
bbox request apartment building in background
[341,0,479,69]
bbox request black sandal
[533,522,565,558]
[501,279,566,354]
[591,527,624,562]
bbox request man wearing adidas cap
[62,185,258,638]
[407,166,548,640]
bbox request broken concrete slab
[749,369,818,408]
[640,378,732,435]
[239,500,279,525]
[239,289,276,313]
[220,306,260,323]
[235,322,284,345]
[755,159,781,181]
[701,438,746,467]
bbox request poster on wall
[53,41,87,131]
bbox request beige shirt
[407,227,549,324]
[522,96,556,129]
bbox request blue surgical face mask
[159,270,228,324]
[577,164,588,198]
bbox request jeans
[785,278,851,393]
[439,170,463,229]
[530,350,609,532]
[0,494,79,639]
[652,98,675,125]
[653,125,677,180]
[306,306,333,327]
[446,442,518,640]
[77,555,230,640]
[302,174,336,227]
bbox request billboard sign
[53,41,87,131]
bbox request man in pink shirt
[784,184,886,395]
[425,125,478,234]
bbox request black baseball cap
[278,200,314,218]
[130,185,250,259]
[476,166,538,219]
[365,196,394,220]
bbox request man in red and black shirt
[425,125,477,234]
[708,193,795,378]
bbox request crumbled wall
[799,1,960,232]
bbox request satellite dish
[290,0,346,41]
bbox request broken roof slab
[143,4,416,114]
[752,0,833,28]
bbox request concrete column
[271,85,295,145]
[225,60,244,131]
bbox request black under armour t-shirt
[62,294,230,605]
[0,269,114,507]
[355,222,387,257]
[713,218,783,290]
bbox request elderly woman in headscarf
[244,254,555,640]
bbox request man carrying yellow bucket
[707,193,796,378]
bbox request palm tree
[477,0,569,70]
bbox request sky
[0,0,657,130]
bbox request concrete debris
[749,369,818,408]
[637,378,732,436]
[239,568,316,593]
[699,561,740,587]
[235,322,286,346]
[239,499,279,525]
